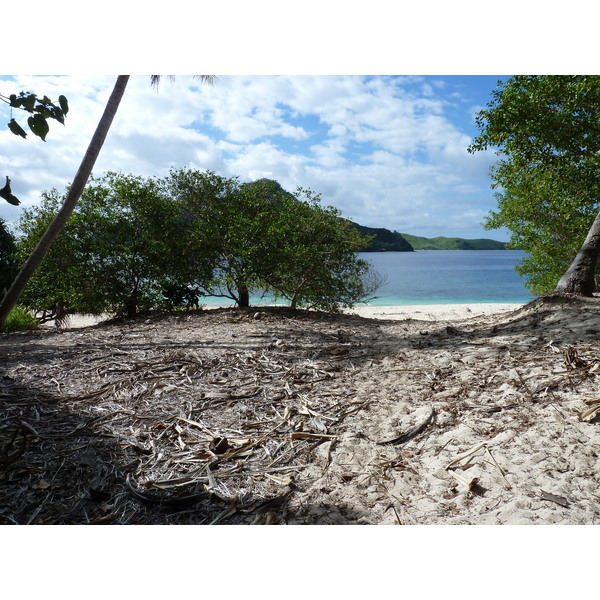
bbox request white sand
[347,302,524,321]
[17,296,600,527]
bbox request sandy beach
[4,296,600,526]
[347,302,523,321]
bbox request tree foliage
[247,184,375,310]
[165,169,251,305]
[18,173,213,319]
[166,170,376,310]
[17,170,379,319]
[1,90,69,141]
[0,218,17,294]
[469,75,600,295]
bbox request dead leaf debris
[2,296,600,524]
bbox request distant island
[347,221,508,251]
[348,222,413,252]
[400,233,508,251]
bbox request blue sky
[1,0,594,246]
[0,74,512,240]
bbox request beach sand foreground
[62,302,523,328]
[3,297,600,524]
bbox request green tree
[250,185,376,310]
[164,168,247,304]
[0,75,215,326]
[17,191,94,321]
[0,218,17,294]
[168,171,378,310]
[18,172,212,318]
[469,75,600,296]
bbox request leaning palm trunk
[555,207,600,296]
[0,76,130,326]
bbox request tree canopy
[16,170,380,319]
[469,75,600,295]
[17,172,212,319]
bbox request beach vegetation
[0,305,39,331]
[166,170,377,310]
[17,172,214,318]
[470,75,600,296]
[15,170,379,319]
[165,169,264,307]
[250,185,375,311]
[1,218,18,296]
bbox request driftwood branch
[125,474,209,508]
[377,407,436,446]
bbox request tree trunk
[237,283,250,308]
[555,208,600,296]
[0,76,130,326]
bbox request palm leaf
[150,75,217,89]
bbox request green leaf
[22,94,36,112]
[8,119,27,138]
[27,116,39,137]
[32,113,49,141]
[52,107,65,125]
[58,95,69,115]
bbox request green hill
[400,233,508,251]
[346,221,508,252]
[347,222,414,252]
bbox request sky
[0,74,510,240]
[0,1,594,245]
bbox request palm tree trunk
[0,76,130,326]
[555,207,600,296]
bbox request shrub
[1,306,39,332]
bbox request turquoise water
[199,250,534,307]
[360,250,533,306]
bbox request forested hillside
[346,221,507,251]
[347,222,414,252]
[400,233,508,250]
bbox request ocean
[360,249,533,305]
[200,249,534,307]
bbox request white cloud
[0,74,502,238]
